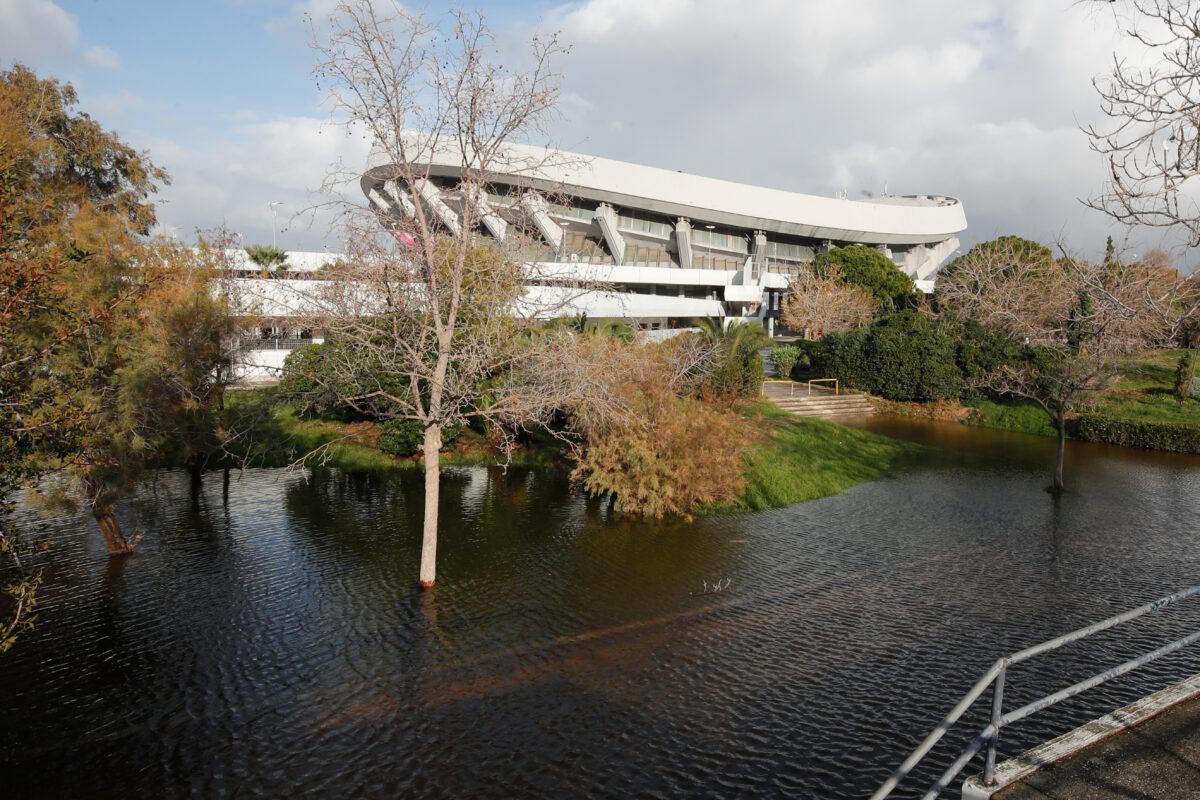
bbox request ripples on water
[3,419,1200,798]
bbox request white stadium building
[232,144,966,381]
[360,141,968,334]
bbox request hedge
[814,311,961,402]
[1074,414,1200,454]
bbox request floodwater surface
[3,420,1200,798]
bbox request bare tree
[1085,0,1200,335]
[1087,1,1200,243]
[938,239,1165,489]
[780,263,876,337]
[502,329,717,445]
[306,2,577,588]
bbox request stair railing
[870,586,1200,800]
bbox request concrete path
[994,694,1200,799]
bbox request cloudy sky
[0,0,1170,262]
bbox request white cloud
[528,0,1150,258]
[127,116,370,251]
[82,44,122,70]
[0,0,78,64]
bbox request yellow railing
[807,378,839,396]
[760,379,840,397]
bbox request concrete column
[367,187,397,220]
[593,202,627,266]
[470,185,507,242]
[367,181,416,224]
[414,179,462,237]
[383,180,417,218]
[674,217,694,269]
[519,192,562,248]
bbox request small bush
[377,419,462,457]
[279,344,357,420]
[572,397,746,518]
[789,339,822,378]
[770,345,800,377]
[245,244,288,268]
[1075,414,1200,454]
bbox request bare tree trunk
[1053,409,1066,492]
[94,507,134,555]
[419,422,442,589]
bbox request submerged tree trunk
[1053,409,1067,492]
[94,507,135,555]
[419,422,442,589]
[188,459,204,498]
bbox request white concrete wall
[367,139,968,246]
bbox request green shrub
[814,328,869,388]
[278,338,409,421]
[1174,350,1198,406]
[245,244,288,268]
[954,319,1023,398]
[1075,414,1200,454]
[770,345,800,377]
[695,320,770,399]
[377,418,462,457]
[813,245,921,307]
[789,339,821,378]
[814,312,960,401]
[278,343,358,420]
[860,312,961,401]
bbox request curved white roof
[363,140,967,247]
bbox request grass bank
[226,392,918,514]
[1093,349,1200,424]
[223,389,564,472]
[717,402,923,512]
[871,350,1200,452]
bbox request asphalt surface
[995,695,1200,799]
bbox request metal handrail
[807,378,838,396]
[870,586,1200,800]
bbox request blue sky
[1,0,1174,264]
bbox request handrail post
[984,660,1007,785]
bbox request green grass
[712,402,923,512]
[223,390,567,472]
[1092,349,1200,424]
[964,398,1057,437]
[228,393,917,513]
[955,350,1200,439]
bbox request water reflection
[2,424,1200,798]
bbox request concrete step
[765,392,875,418]
[772,395,871,404]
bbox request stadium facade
[360,141,968,334]
[231,144,966,381]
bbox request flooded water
[3,420,1200,798]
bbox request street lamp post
[705,224,715,269]
[269,201,284,250]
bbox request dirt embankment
[867,396,974,422]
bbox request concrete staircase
[761,381,874,419]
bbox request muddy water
[3,421,1200,798]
